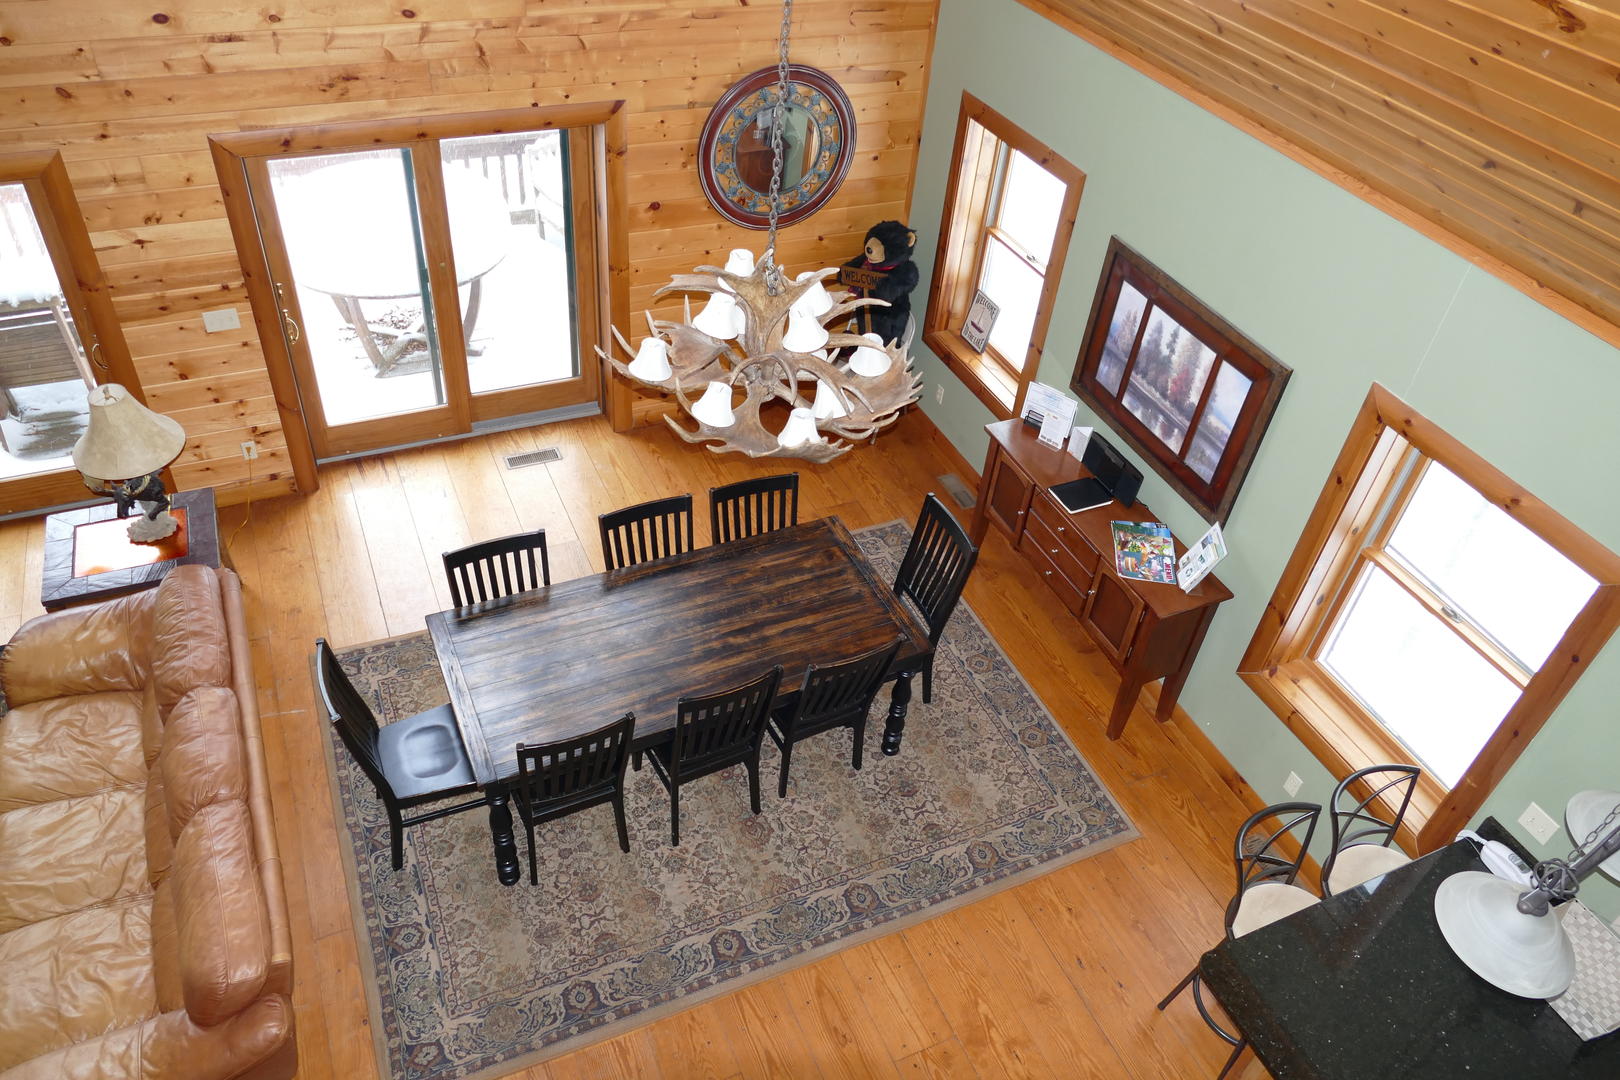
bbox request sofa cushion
[0,591,154,709]
[144,767,174,887]
[0,692,145,813]
[0,900,157,1073]
[0,788,147,935]
[152,567,231,716]
[172,799,269,1027]
[158,688,246,840]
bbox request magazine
[1176,521,1228,592]
[1110,520,1177,585]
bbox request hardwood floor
[0,411,1271,1079]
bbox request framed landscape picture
[1071,237,1291,523]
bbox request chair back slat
[444,530,551,607]
[673,666,782,776]
[1229,802,1321,919]
[894,493,979,641]
[709,473,800,544]
[600,494,694,571]
[1329,763,1421,852]
[515,713,635,807]
[785,638,902,736]
[313,638,393,798]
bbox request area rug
[323,520,1138,1080]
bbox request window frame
[1070,237,1290,524]
[1238,383,1620,852]
[922,92,1084,419]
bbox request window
[1071,238,1289,524]
[1239,384,1620,849]
[923,93,1083,418]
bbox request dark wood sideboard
[969,419,1232,739]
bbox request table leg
[882,670,915,756]
[1106,669,1150,740]
[487,789,522,887]
[1157,606,1218,722]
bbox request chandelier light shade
[781,307,830,352]
[724,248,756,276]
[690,381,737,428]
[812,378,848,420]
[628,337,673,382]
[793,270,835,317]
[848,333,893,377]
[691,292,742,340]
[72,383,185,481]
[776,407,821,449]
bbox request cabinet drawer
[1023,510,1097,596]
[1030,495,1102,570]
[1019,530,1092,619]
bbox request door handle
[89,342,108,371]
[274,283,302,345]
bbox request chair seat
[1326,843,1413,895]
[1230,882,1320,938]
[377,704,474,799]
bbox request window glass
[1387,464,1597,671]
[1096,281,1146,395]
[1120,307,1215,452]
[996,150,1064,265]
[1321,567,1520,787]
[1185,363,1252,483]
[980,238,1041,366]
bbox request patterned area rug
[324,520,1138,1080]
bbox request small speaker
[1112,460,1143,508]
[1079,433,1143,507]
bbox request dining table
[426,516,933,886]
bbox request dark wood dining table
[426,516,932,885]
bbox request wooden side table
[970,419,1232,739]
[40,487,224,611]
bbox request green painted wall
[906,0,1620,919]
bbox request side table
[40,487,224,611]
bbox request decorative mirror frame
[698,63,855,230]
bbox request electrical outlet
[1519,802,1560,845]
[240,440,259,461]
[934,384,944,405]
[1283,771,1304,797]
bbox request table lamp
[72,383,186,544]
[1435,791,1620,999]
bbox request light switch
[202,307,241,333]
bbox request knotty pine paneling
[1021,0,1620,351]
[0,0,937,504]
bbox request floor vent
[504,447,561,469]
[938,473,977,509]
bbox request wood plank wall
[0,1,937,505]
[1020,0,1620,352]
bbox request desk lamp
[71,383,186,544]
[1435,791,1620,999]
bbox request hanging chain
[1526,797,1620,909]
[762,0,794,295]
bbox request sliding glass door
[216,108,608,460]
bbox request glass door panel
[441,130,578,396]
[265,149,447,427]
[0,182,93,482]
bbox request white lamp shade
[848,332,892,377]
[1433,870,1576,999]
[724,248,756,276]
[793,271,835,317]
[781,308,830,353]
[733,304,748,337]
[776,406,822,449]
[1566,791,1620,883]
[812,378,848,420]
[692,292,740,339]
[72,383,185,480]
[691,381,736,428]
[627,337,672,381]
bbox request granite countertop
[1200,833,1620,1079]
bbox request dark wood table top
[41,487,222,611]
[426,516,932,785]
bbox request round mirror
[699,64,855,230]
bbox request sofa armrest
[0,590,155,708]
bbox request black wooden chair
[1320,763,1420,896]
[634,666,782,846]
[709,472,799,544]
[442,529,550,607]
[512,713,636,884]
[599,494,694,571]
[768,638,900,798]
[893,493,980,703]
[313,637,487,871]
[1158,802,1323,1079]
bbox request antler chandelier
[597,0,921,462]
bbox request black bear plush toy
[842,220,919,347]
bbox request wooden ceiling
[1020,0,1620,348]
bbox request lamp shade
[692,292,741,339]
[812,378,848,420]
[724,248,756,276]
[781,308,830,353]
[1434,870,1576,998]
[848,332,892,377]
[793,270,835,317]
[72,383,184,480]
[1566,790,1620,884]
[691,381,736,428]
[627,336,672,382]
[776,406,822,449]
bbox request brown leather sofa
[0,565,295,1079]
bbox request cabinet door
[983,450,1035,538]
[1082,565,1146,666]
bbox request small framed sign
[838,265,888,291]
[962,290,999,352]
